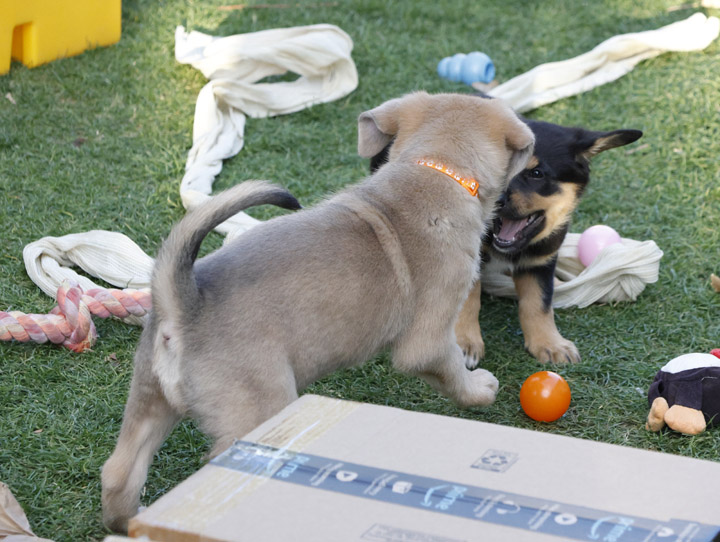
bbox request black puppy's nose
[496,192,508,209]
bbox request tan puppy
[101,91,534,532]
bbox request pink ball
[578,225,621,267]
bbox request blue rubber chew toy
[437,52,495,85]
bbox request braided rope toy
[0,281,151,353]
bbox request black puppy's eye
[529,168,544,179]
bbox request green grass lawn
[1,0,719,539]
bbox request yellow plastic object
[0,0,121,75]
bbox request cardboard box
[129,395,720,542]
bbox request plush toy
[646,349,720,435]
[711,273,720,293]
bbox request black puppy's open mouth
[492,212,546,253]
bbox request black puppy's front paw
[526,336,580,364]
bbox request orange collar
[417,159,479,197]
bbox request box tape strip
[212,441,720,542]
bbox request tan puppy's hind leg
[102,378,180,533]
[204,384,300,460]
[199,358,300,460]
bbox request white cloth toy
[175,24,358,234]
[481,234,664,308]
[22,231,154,326]
[488,12,719,112]
[23,231,153,299]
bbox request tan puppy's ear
[357,97,403,158]
[505,119,535,180]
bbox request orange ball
[519,371,571,422]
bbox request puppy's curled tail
[152,181,300,319]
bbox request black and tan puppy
[371,113,642,365]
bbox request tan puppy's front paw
[457,368,498,408]
[526,336,580,364]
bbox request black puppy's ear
[576,129,643,160]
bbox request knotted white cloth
[22,231,154,326]
[488,12,719,112]
[20,13,718,316]
[23,231,154,299]
[175,24,358,234]
[481,235,664,308]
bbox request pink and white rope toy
[0,281,151,353]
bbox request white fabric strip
[481,234,664,309]
[22,231,154,299]
[175,24,358,234]
[489,12,719,112]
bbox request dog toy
[519,371,571,422]
[437,52,495,86]
[577,225,622,267]
[646,350,720,435]
[711,273,720,293]
[0,281,151,353]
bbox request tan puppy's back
[190,200,410,388]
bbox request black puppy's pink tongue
[497,217,529,242]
